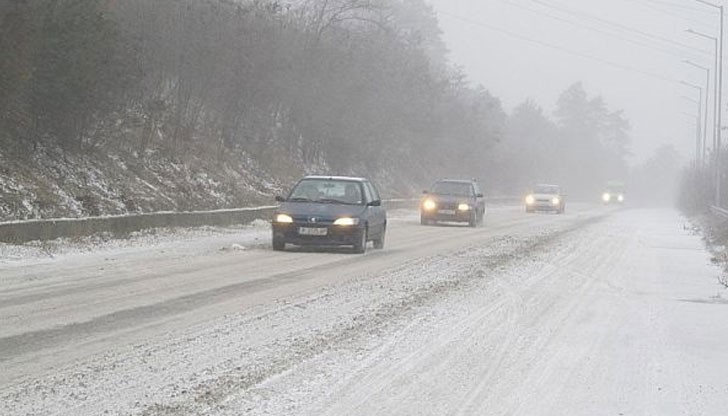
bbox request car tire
[353,228,367,254]
[373,227,385,249]
[420,215,429,226]
[468,212,477,227]
[272,237,285,251]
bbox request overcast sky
[426,0,721,164]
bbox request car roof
[302,175,367,182]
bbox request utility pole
[684,60,711,164]
[693,0,724,207]
[687,29,719,166]
[682,111,702,167]
[681,85,703,164]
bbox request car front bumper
[527,202,561,211]
[421,209,473,222]
[272,223,364,246]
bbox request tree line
[0,0,631,212]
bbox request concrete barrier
[0,197,517,244]
[0,206,279,244]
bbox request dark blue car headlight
[333,217,360,226]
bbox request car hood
[532,193,560,199]
[276,202,367,220]
[424,194,473,203]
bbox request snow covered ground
[0,218,272,264]
[1,205,726,415]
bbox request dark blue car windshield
[289,179,363,205]
[432,182,472,196]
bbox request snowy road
[1,205,727,415]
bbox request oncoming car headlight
[458,203,471,211]
[525,195,535,205]
[334,217,360,226]
[275,214,293,223]
[422,199,437,211]
[602,193,611,202]
[551,197,560,205]
[617,194,624,202]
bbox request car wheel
[420,215,429,225]
[468,212,477,227]
[272,236,285,251]
[353,228,367,254]
[373,227,385,249]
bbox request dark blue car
[420,179,485,227]
[272,176,387,253]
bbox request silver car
[525,184,566,214]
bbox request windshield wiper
[289,197,311,202]
[318,198,356,205]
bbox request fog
[0,0,723,219]
[427,0,718,165]
[4,3,728,414]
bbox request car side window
[362,182,373,204]
[366,182,380,202]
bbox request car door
[364,181,386,237]
[472,182,485,214]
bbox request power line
[630,0,718,28]
[435,9,679,85]
[528,0,713,58]
[501,0,708,61]
[638,0,715,15]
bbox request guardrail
[0,197,519,245]
[0,199,418,244]
[710,205,728,219]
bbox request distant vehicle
[420,179,485,227]
[525,184,566,214]
[271,176,387,253]
[602,181,625,204]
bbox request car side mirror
[476,193,484,198]
[368,200,382,207]
[275,195,286,202]
[422,190,429,195]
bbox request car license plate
[439,209,456,215]
[299,227,327,236]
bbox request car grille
[291,216,334,225]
